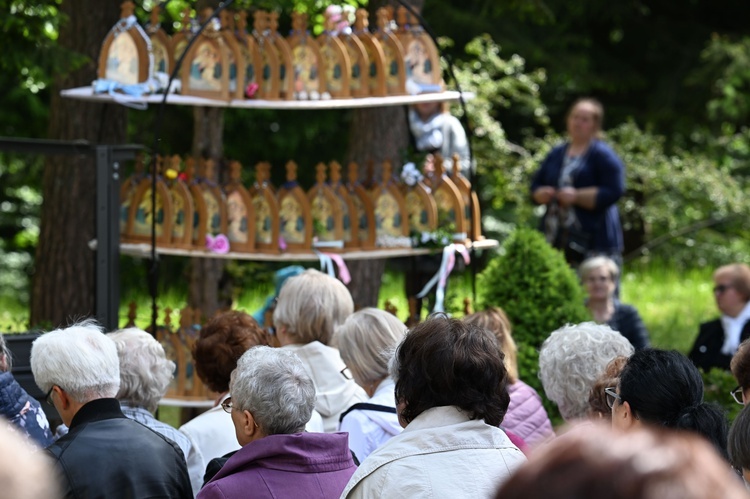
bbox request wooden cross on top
[347,162,360,185]
[253,10,268,33]
[354,9,369,31]
[121,1,135,19]
[315,162,327,184]
[229,160,242,182]
[330,161,342,184]
[382,160,393,182]
[285,161,299,182]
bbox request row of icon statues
[120,153,482,254]
[99,1,443,101]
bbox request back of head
[0,418,60,499]
[231,346,315,435]
[463,307,518,383]
[30,320,120,403]
[539,322,634,421]
[588,355,628,420]
[619,348,728,459]
[392,315,509,426]
[731,338,750,390]
[728,403,750,472]
[107,328,175,413]
[335,307,407,385]
[496,424,746,499]
[193,311,268,394]
[273,269,354,345]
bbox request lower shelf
[119,239,499,262]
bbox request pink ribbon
[206,234,230,254]
[324,252,351,285]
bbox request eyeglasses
[714,284,733,295]
[604,387,621,409]
[221,397,233,413]
[731,386,744,405]
[45,386,56,407]
[340,367,353,380]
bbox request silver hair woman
[335,308,406,462]
[198,346,357,499]
[272,269,365,432]
[107,328,191,460]
[538,322,634,421]
[580,256,650,350]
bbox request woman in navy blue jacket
[531,98,625,266]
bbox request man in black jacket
[31,320,192,499]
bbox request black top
[689,318,750,371]
[607,301,651,350]
[47,398,192,499]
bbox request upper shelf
[61,86,475,111]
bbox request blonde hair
[335,308,407,385]
[273,269,354,345]
[463,307,518,383]
[579,256,620,282]
[714,263,750,301]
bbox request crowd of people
[0,261,749,499]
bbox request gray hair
[273,269,354,345]
[0,334,11,372]
[30,319,120,404]
[335,308,407,385]
[579,256,620,281]
[107,328,175,413]
[230,346,314,435]
[539,322,634,421]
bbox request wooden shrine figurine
[124,301,138,328]
[371,160,410,245]
[405,296,420,327]
[266,11,296,100]
[402,162,438,235]
[352,9,386,97]
[374,7,406,96]
[147,4,173,76]
[248,162,280,253]
[317,11,351,98]
[166,154,195,249]
[395,7,442,93]
[429,154,467,241]
[251,10,281,100]
[223,160,256,253]
[328,161,359,250]
[337,11,370,98]
[124,154,174,246]
[234,11,262,99]
[384,300,398,317]
[463,297,473,316]
[188,157,228,250]
[171,7,193,64]
[450,153,483,241]
[181,8,231,100]
[120,153,146,235]
[345,162,376,250]
[219,10,247,100]
[307,163,345,250]
[184,157,207,249]
[98,1,152,86]
[287,11,326,99]
[277,161,313,252]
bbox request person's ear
[619,401,638,428]
[241,410,261,439]
[54,386,71,411]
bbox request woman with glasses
[689,263,750,371]
[335,308,406,462]
[730,339,750,405]
[198,346,357,499]
[608,348,729,461]
[580,256,650,350]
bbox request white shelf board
[61,86,474,110]
[119,239,498,262]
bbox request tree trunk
[345,0,423,309]
[30,0,127,328]
[187,106,226,321]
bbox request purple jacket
[197,432,357,499]
[503,381,555,446]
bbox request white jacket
[339,377,402,462]
[283,342,367,432]
[341,406,526,499]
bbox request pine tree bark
[30,0,127,328]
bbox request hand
[556,187,577,207]
[533,186,556,205]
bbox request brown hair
[567,97,605,135]
[730,339,750,390]
[588,355,628,420]
[497,425,747,499]
[463,307,518,383]
[728,403,750,471]
[193,311,268,393]
[714,263,750,302]
[393,315,510,426]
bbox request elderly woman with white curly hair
[107,328,192,460]
[197,346,357,499]
[539,322,634,422]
